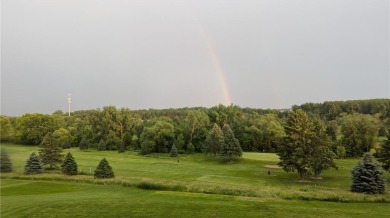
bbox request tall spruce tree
[24,152,44,175]
[39,132,63,169]
[351,153,385,194]
[61,152,78,175]
[377,131,390,172]
[204,123,224,157]
[220,124,242,162]
[94,158,115,179]
[0,148,12,173]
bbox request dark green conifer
[351,153,385,194]
[220,124,242,162]
[170,144,178,157]
[186,143,195,153]
[24,152,44,175]
[94,158,114,179]
[61,152,78,175]
[377,131,390,172]
[0,148,12,173]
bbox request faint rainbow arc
[200,30,233,105]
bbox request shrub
[170,144,178,157]
[94,158,114,179]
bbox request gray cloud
[1,0,389,115]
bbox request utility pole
[68,94,71,116]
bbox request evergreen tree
[94,158,115,179]
[24,152,44,175]
[39,132,63,169]
[97,139,106,151]
[0,148,12,173]
[220,124,242,162]
[79,138,89,150]
[170,144,178,157]
[377,131,390,172]
[204,123,224,157]
[186,142,195,153]
[351,153,385,194]
[61,152,78,175]
[278,109,315,180]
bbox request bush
[351,153,386,194]
[0,148,12,173]
[94,158,114,179]
[61,152,78,175]
[24,152,44,175]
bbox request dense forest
[1,99,389,159]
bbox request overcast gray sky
[1,0,389,116]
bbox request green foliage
[351,153,386,194]
[139,118,175,155]
[220,124,242,161]
[61,152,78,175]
[24,152,44,175]
[94,158,114,179]
[204,123,223,157]
[0,115,14,142]
[174,134,185,153]
[170,144,178,157]
[105,137,121,151]
[118,140,126,153]
[53,128,71,148]
[0,148,12,172]
[15,113,64,145]
[79,138,90,150]
[278,110,337,180]
[186,142,195,153]
[339,114,380,157]
[377,131,390,171]
[39,132,63,169]
[97,139,106,151]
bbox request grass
[1,143,390,217]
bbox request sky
[1,0,389,116]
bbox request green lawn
[1,143,390,217]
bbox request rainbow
[200,30,232,105]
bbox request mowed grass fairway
[1,144,390,217]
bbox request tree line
[1,99,390,160]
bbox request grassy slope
[1,143,390,217]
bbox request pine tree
[0,148,12,173]
[94,158,115,179]
[220,124,242,162]
[204,123,224,158]
[377,131,390,172]
[170,144,178,157]
[24,152,44,175]
[351,153,385,194]
[39,132,63,169]
[79,138,89,150]
[61,152,78,175]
